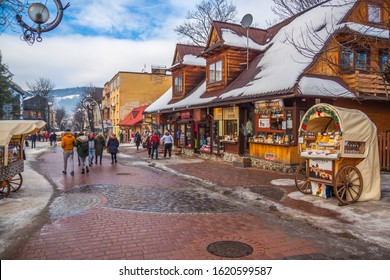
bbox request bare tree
[283,0,390,99]
[271,0,324,20]
[73,102,85,131]
[55,106,67,130]
[174,0,238,46]
[27,77,55,125]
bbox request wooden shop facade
[145,0,390,172]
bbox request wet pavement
[1,141,390,260]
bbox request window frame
[379,49,389,73]
[208,60,223,84]
[340,46,354,73]
[367,3,382,23]
[339,45,371,73]
[174,75,183,95]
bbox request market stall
[295,103,380,205]
[0,120,46,198]
[249,99,300,165]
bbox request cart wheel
[0,180,11,199]
[334,165,363,205]
[295,162,312,195]
[10,173,23,192]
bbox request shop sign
[181,110,191,119]
[103,120,112,128]
[308,159,333,183]
[255,99,284,113]
[223,106,238,120]
[265,153,275,161]
[258,118,270,128]
[214,108,223,120]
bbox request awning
[118,105,148,127]
[0,120,46,146]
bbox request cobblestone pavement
[2,143,390,260]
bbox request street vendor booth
[0,120,46,198]
[249,99,300,165]
[295,103,380,205]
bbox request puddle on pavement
[246,186,285,201]
[68,184,242,214]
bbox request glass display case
[198,122,211,153]
[212,121,224,154]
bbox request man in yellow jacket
[61,128,76,176]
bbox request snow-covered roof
[340,22,389,39]
[171,54,206,68]
[148,0,390,113]
[221,28,266,51]
[298,76,355,98]
[220,0,357,99]
[144,82,216,114]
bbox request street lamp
[16,0,70,45]
[47,100,53,131]
[82,96,105,139]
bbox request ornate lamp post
[82,96,104,136]
[15,0,70,45]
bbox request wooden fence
[379,131,390,171]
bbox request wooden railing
[342,71,390,98]
[379,131,390,171]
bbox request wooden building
[145,0,390,172]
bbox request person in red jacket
[149,131,160,160]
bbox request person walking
[31,133,37,148]
[88,133,95,166]
[149,131,160,160]
[107,133,119,164]
[61,129,76,176]
[144,132,152,158]
[94,133,105,164]
[161,131,174,159]
[49,132,57,146]
[75,132,89,174]
[134,131,141,150]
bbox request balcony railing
[342,71,390,98]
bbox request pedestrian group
[58,129,173,175]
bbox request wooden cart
[0,120,46,199]
[295,104,381,206]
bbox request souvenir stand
[0,120,46,198]
[295,104,380,205]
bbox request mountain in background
[50,87,88,116]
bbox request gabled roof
[216,0,358,100]
[203,21,268,54]
[171,44,206,68]
[146,0,390,114]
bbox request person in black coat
[107,133,120,164]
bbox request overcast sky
[0,0,277,90]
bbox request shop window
[198,123,211,153]
[180,123,192,148]
[212,121,223,154]
[368,4,381,23]
[224,120,238,140]
[209,60,222,83]
[174,76,183,94]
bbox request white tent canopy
[0,120,46,146]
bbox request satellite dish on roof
[240,14,253,28]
